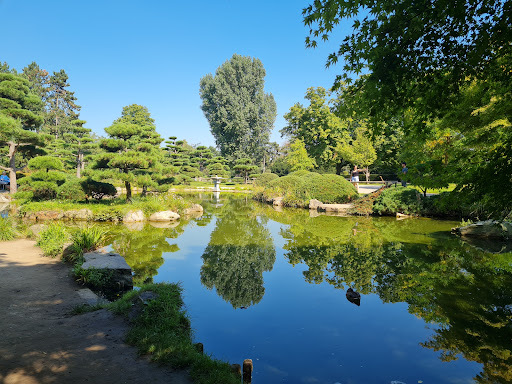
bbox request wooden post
[243,359,253,383]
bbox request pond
[105,193,512,384]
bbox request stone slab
[82,251,131,270]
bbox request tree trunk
[125,181,132,202]
[365,167,370,182]
[76,151,82,178]
[142,185,147,197]
[8,142,18,194]
[336,162,343,175]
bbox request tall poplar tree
[199,54,277,165]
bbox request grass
[65,225,109,262]
[108,284,240,384]
[0,217,17,241]
[17,193,192,220]
[36,222,69,257]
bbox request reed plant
[0,217,17,241]
[65,225,108,262]
[36,222,69,257]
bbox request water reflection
[109,222,187,285]
[200,197,276,308]
[102,195,512,382]
[266,206,512,383]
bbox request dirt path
[0,239,192,384]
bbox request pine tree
[0,73,44,193]
[90,104,162,201]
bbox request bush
[0,217,17,241]
[263,175,308,206]
[253,173,279,187]
[260,172,358,207]
[36,223,69,257]
[57,178,87,201]
[81,178,117,200]
[31,181,58,200]
[303,173,359,203]
[373,187,423,215]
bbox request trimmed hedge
[259,171,358,207]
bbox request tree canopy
[0,73,44,193]
[200,54,277,165]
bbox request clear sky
[0,0,348,148]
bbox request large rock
[63,209,93,220]
[149,210,180,221]
[309,199,323,210]
[26,210,64,221]
[82,251,133,291]
[452,220,512,239]
[273,197,284,207]
[317,203,353,214]
[123,210,145,223]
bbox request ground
[0,239,192,384]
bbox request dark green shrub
[373,187,423,215]
[81,178,117,200]
[31,181,58,200]
[253,173,279,187]
[270,156,291,176]
[57,178,87,201]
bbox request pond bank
[0,239,191,384]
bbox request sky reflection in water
[109,194,512,384]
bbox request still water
[107,194,512,384]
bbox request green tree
[65,119,95,178]
[303,0,510,123]
[282,87,350,174]
[18,156,66,200]
[302,0,512,216]
[286,138,317,171]
[335,124,377,181]
[90,104,163,201]
[44,69,80,139]
[200,54,277,165]
[233,158,259,183]
[0,73,44,193]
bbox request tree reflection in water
[275,211,512,383]
[109,222,186,285]
[200,198,276,308]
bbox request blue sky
[0,0,348,148]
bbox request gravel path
[0,239,191,384]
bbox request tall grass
[36,223,69,257]
[0,217,17,241]
[65,225,108,262]
[109,284,239,384]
